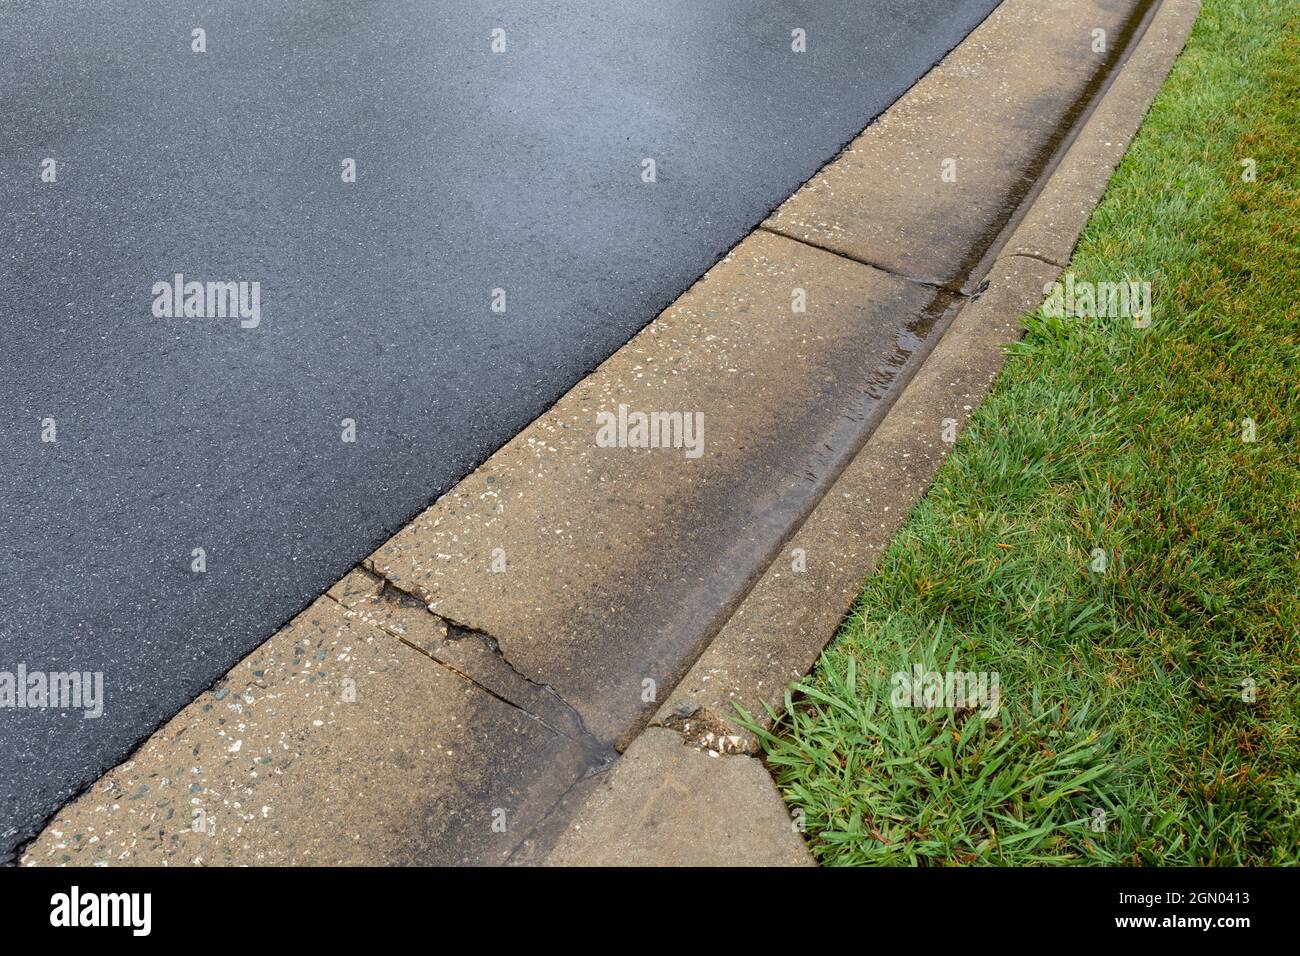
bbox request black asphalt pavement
[0,0,998,860]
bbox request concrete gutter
[561,0,1201,865]
[21,0,1200,867]
[655,0,1202,752]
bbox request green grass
[749,0,1300,865]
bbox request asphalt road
[0,0,999,860]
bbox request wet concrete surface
[0,0,1000,860]
[20,595,597,866]
[763,0,1154,292]
[368,231,959,746]
[655,255,1064,748]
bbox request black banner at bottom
[0,865,1277,941]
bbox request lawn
[749,0,1299,865]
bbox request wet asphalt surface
[0,0,1000,860]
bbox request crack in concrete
[757,224,975,296]
[331,565,620,864]
[349,563,615,773]
[999,250,1067,269]
[336,566,636,864]
[320,586,565,735]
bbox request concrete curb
[999,0,1204,268]
[22,0,1201,867]
[761,0,1161,293]
[652,254,1061,754]
[549,0,1200,865]
[655,0,1203,753]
